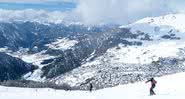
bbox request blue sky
[0,1,76,11]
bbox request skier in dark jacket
[145,78,157,95]
[89,83,93,92]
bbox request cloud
[75,0,175,25]
[0,0,185,25]
[0,9,78,24]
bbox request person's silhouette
[89,83,93,92]
[145,78,157,95]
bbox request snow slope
[121,14,185,32]
[45,38,78,51]
[100,14,185,65]
[104,41,185,64]
[0,47,8,52]
[133,14,185,33]
[0,72,185,99]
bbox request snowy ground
[104,41,185,64]
[0,72,185,99]
[45,38,78,51]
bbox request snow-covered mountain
[0,52,37,81]
[0,21,117,83]
[53,14,185,89]
[1,14,185,90]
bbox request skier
[145,78,157,95]
[89,83,93,92]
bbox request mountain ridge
[1,14,185,90]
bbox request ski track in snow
[0,72,185,99]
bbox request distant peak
[121,14,185,33]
